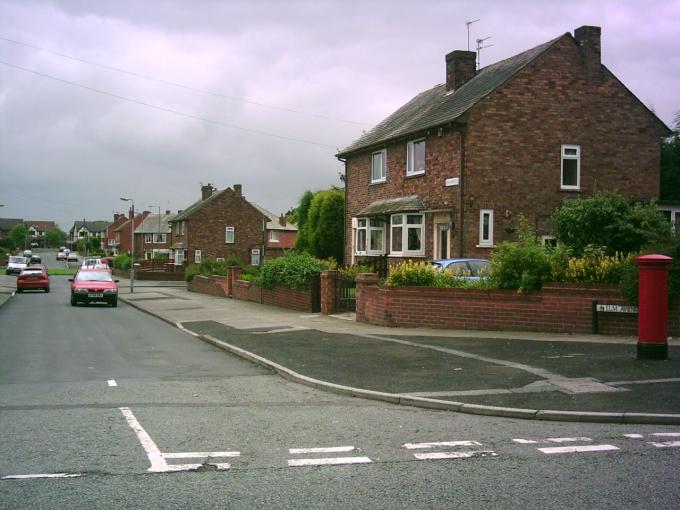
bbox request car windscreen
[76,271,113,282]
[467,260,489,276]
[9,257,27,263]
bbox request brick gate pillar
[321,270,339,315]
[228,266,242,297]
[356,273,379,322]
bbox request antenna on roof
[465,19,480,51]
[476,36,493,69]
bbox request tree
[551,193,671,256]
[44,227,67,248]
[660,111,680,201]
[293,190,315,252]
[305,188,345,262]
[9,223,28,250]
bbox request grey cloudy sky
[1,0,678,230]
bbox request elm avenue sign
[596,304,638,314]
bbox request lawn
[48,268,76,276]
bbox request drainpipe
[337,155,348,265]
[458,128,466,257]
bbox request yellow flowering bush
[387,261,489,289]
[550,246,632,284]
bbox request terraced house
[337,25,671,266]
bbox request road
[1,251,679,509]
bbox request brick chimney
[445,50,477,92]
[233,184,242,197]
[574,25,601,81]
[201,183,214,200]
[279,214,286,227]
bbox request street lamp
[120,197,135,293]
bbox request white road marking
[546,437,592,443]
[289,446,355,454]
[624,434,644,439]
[539,445,619,454]
[402,441,482,449]
[414,451,498,460]
[163,451,240,459]
[288,457,372,467]
[120,407,168,472]
[2,473,81,480]
[652,433,680,437]
[107,380,117,387]
[650,441,680,448]
[513,439,539,444]
[211,463,231,470]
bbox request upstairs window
[144,234,153,243]
[561,144,580,190]
[406,139,426,176]
[195,249,202,263]
[225,226,235,244]
[153,234,167,244]
[371,149,386,183]
[269,230,279,242]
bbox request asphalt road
[1,250,679,508]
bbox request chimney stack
[234,184,242,197]
[279,214,286,226]
[201,183,214,200]
[445,50,477,92]
[574,25,601,81]
[128,207,134,220]
[165,210,171,215]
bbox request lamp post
[120,197,135,293]
[149,205,161,262]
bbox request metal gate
[336,273,356,312]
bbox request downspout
[458,128,466,257]
[337,155,348,265]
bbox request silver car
[6,256,28,275]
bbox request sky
[1,0,679,231]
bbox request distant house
[134,211,176,259]
[25,221,56,243]
[103,213,130,255]
[337,25,671,266]
[0,218,24,240]
[170,184,297,266]
[113,211,150,256]
[69,220,110,248]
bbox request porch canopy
[356,195,425,217]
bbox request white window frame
[541,235,557,248]
[144,234,153,243]
[195,249,202,263]
[478,209,494,247]
[153,233,166,244]
[406,138,426,176]
[174,250,185,266]
[225,226,235,244]
[371,149,387,184]
[390,213,425,256]
[269,230,280,243]
[354,217,385,256]
[561,144,581,190]
[251,248,261,266]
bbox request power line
[0,36,371,126]
[0,59,338,149]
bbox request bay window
[390,214,424,256]
[355,217,385,255]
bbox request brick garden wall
[232,279,315,313]
[187,275,229,298]
[356,276,680,336]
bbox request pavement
[3,272,679,424]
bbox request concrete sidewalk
[114,279,680,424]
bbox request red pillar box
[636,254,673,360]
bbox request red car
[69,269,119,307]
[16,266,50,293]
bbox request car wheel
[45,287,50,293]
[70,295,76,306]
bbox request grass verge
[48,268,76,276]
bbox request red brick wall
[343,34,666,264]
[356,278,679,336]
[188,275,229,297]
[231,279,314,312]
[266,230,296,251]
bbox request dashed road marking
[650,441,680,448]
[402,441,482,449]
[414,451,498,460]
[288,457,372,467]
[514,437,592,444]
[2,473,81,480]
[624,434,644,439]
[107,380,117,387]
[289,446,355,454]
[538,445,619,454]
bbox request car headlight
[103,289,118,294]
[74,288,88,293]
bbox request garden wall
[187,275,229,298]
[112,268,185,281]
[232,279,316,312]
[355,274,680,336]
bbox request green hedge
[257,252,329,289]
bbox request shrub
[153,253,169,261]
[113,254,132,271]
[387,261,492,289]
[340,262,374,278]
[240,273,257,282]
[185,264,200,282]
[488,217,550,291]
[257,251,329,289]
[198,259,228,277]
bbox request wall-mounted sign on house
[169,183,297,266]
[336,25,671,266]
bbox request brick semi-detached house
[170,184,297,266]
[134,211,176,259]
[336,25,671,266]
[114,210,150,256]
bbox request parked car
[67,251,78,262]
[6,256,28,275]
[59,246,66,252]
[22,249,32,258]
[430,258,490,280]
[56,251,67,261]
[16,266,50,293]
[100,256,114,268]
[30,254,42,265]
[69,269,119,307]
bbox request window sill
[559,187,581,192]
[405,172,425,179]
[369,180,387,186]
[355,252,385,257]
[388,253,425,257]
[476,244,496,249]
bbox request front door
[437,224,449,259]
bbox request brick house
[69,220,110,249]
[169,184,297,266]
[0,218,23,241]
[113,210,150,256]
[25,221,56,242]
[134,211,176,259]
[103,213,129,254]
[336,26,671,266]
